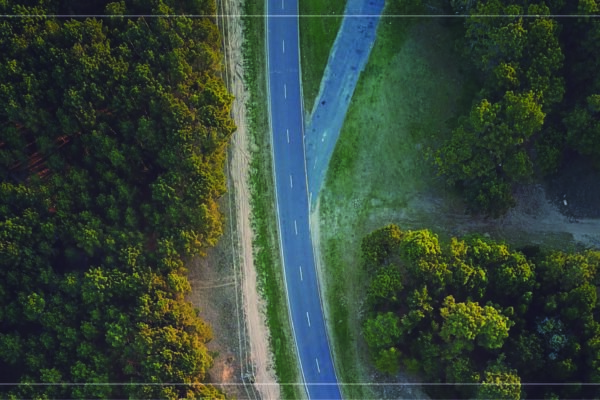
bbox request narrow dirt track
[219,0,281,398]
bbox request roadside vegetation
[314,0,600,399]
[299,0,346,113]
[0,1,232,398]
[316,6,477,398]
[242,1,303,397]
[361,224,600,399]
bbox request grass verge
[317,14,478,399]
[298,0,346,114]
[241,1,303,398]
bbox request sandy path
[405,184,600,249]
[491,184,600,247]
[218,0,281,398]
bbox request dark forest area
[432,0,600,218]
[362,224,600,399]
[0,0,234,398]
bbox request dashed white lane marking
[282,39,285,54]
[299,265,303,281]
[294,220,298,235]
[281,0,284,9]
[306,312,311,327]
[284,83,287,99]
[316,358,321,374]
[286,128,289,143]
[289,174,293,188]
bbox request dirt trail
[189,1,280,398]
[219,0,280,398]
[501,185,600,247]
[407,184,600,249]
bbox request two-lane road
[266,1,342,399]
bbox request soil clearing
[187,1,280,399]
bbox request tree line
[0,0,234,398]
[361,224,600,399]
[428,0,600,216]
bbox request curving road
[265,0,342,399]
[305,0,384,200]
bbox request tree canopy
[0,0,233,398]
[361,224,600,399]
[432,0,600,216]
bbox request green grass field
[316,16,478,399]
[299,0,346,114]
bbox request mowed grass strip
[317,16,476,399]
[242,2,303,398]
[299,0,346,114]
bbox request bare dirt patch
[188,244,250,399]
[187,1,280,399]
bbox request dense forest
[427,0,600,216]
[361,224,600,399]
[0,0,234,398]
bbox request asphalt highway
[265,0,342,398]
[305,0,384,200]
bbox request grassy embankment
[241,1,303,398]
[299,3,588,400]
[315,14,480,399]
[299,0,346,113]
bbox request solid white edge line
[297,0,344,393]
[264,2,309,398]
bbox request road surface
[305,0,385,200]
[265,0,342,398]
